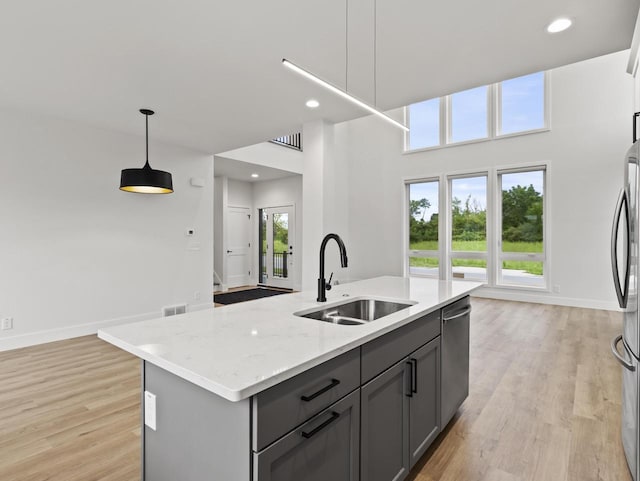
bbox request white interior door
[227,206,251,288]
[261,206,294,289]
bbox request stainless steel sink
[295,298,415,325]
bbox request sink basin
[295,298,415,326]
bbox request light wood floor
[0,336,141,481]
[0,298,631,481]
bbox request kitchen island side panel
[143,362,251,481]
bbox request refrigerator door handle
[611,335,636,371]
[611,188,631,308]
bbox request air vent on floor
[162,304,187,317]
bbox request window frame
[403,162,549,292]
[447,172,491,283]
[446,86,491,145]
[495,71,550,139]
[405,177,442,279]
[403,72,550,154]
[406,98,442,151]
[495,166,548,289]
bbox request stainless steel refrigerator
[611,140,640,481]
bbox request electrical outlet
[144,391,157,431]
[553,285,560,294]
[194,291,201,301]
[1,318,13,330]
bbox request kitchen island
[99,276,481,481]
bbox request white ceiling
[214,155,299,182]
[0,0,637,155]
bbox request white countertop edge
[98,282,481,402]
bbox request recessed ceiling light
[546,18,572,33]
[251,173,259,178]
[306,99,320,108]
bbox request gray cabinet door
[408,337,440,468]
[361,359,410,481]
[253,389,360,481]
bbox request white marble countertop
[98,276,481,402]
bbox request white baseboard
[0,302,215,353]
[473,286,620,311]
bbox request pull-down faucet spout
[317,233,348,302]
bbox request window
[450,175,488,282]
[498,168,545,287]
[499,72,545,135]
[408,180,439,277]
[449,86,488,143]
[405,72,547,152]
[405,165,547,290]
[408,99,440,150]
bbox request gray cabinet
[253,389,360,481]
[252,348,360,451]
[142,297,468,481]
[361,359,410,481]
[361,337,442,481]
[408,337,441,468]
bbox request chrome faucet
[318,233,348,302]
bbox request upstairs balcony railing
[270,133,302,151]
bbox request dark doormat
[214,288,290,305]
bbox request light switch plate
[144,390,157,431]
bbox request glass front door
[259,206,294,289]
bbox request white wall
[301,121,329,291]
[330,50,633,310]
[253,175,303,290]
[227,178,253,207]
[0,110,214,350]
[213,176,225,285]
[219,141,303,174]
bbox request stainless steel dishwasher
[441,296,471,427]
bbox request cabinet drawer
[361,309,440,384]
[252,348,360,451]
[253,389,360,481]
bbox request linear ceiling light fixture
[120,109,174,194]
[282,59,408,132]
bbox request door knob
[226,250,232,253]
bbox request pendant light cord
[345,0,349,92]
[144,113,150,168]
[374,0,377,107]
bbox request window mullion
[441,96,448,146]
[486,168,496,287]
[495,172,503,286]
[494,82,502,137]
[442,174,451,280]
[487,84,496,139]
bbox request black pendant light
[120,109,173,194]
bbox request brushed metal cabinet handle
[611,188,630,309]
[443,306,472,323]
[611,335,635,371]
